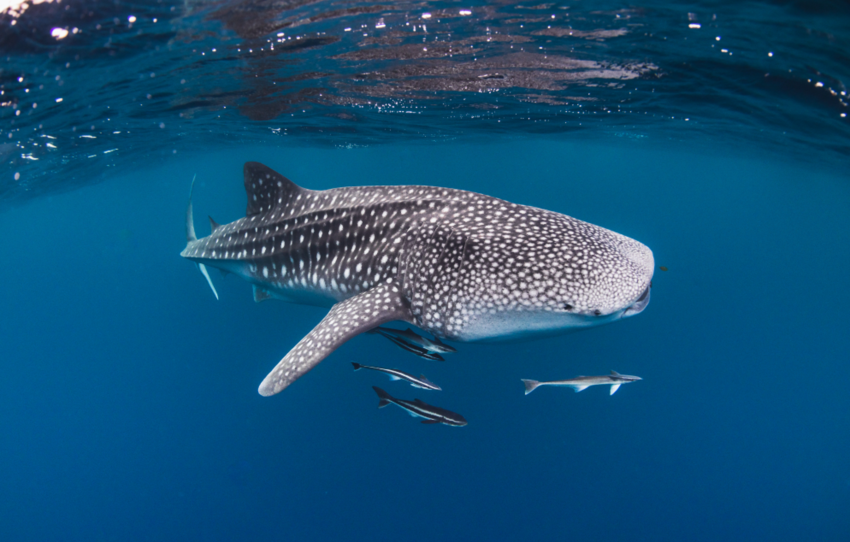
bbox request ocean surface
[1,1,849,540]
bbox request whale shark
[181,162,654,396]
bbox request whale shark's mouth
[622,284,651,318]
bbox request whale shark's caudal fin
[258,282,412,396]
[185,174,219,300]
[186,174,198,243]
[197,262,219,300]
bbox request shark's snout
[621,284,651,318]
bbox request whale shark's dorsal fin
[209,216,221,232]
[258,283,412,396]
[243,161,306,217]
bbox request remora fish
[522,371,642,395]
[372,386,466,426]
[352,362,441,391]
[371,326,457,354]
[180,162,654,396]
[368,328,446,361]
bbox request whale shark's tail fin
[521,379,540,395]
[186,174,198,242]
[185,174,219,300]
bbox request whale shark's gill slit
[443,232,469,338]
[412,224,442,302]
[430,226,454,286]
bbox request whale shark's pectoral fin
[258,283,411,396]
[609,383,621,395]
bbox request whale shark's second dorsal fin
[243,161,306,217]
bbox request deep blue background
[1,140,849,540]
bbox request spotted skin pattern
[259,283,408,395]
[181,162,654,396]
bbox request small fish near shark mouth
[181,162,654,398]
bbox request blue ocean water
[1,1,849,541]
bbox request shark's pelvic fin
[609,383,621,395]
[572,384,590,393]
[258,283,411,396]
[253,285,273,303]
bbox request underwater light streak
[1,0,57,18]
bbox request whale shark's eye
[562,303,573,311]
[594,310,602,316]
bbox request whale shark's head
[442,212,654,342]
[582,227,655,319]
